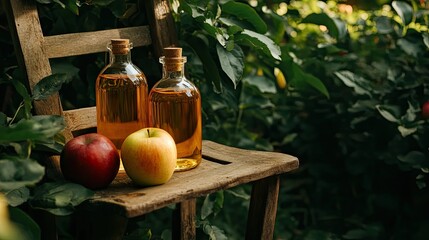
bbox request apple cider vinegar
[149,47,202,171]
[96,39,149,169]
[96,74,148,149]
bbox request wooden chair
[3,0,299,239]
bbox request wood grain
[173,199,197,240]
[246,175,280,240]
[144,0,179,59]
[64,107,97,132]
[83,140,299,218]
[43,26,151,59]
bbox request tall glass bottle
[149,47,202,171]
[96,39,149,160]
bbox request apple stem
[147,128,150,137]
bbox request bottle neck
[111,52,131,64]
[162,63,185,79]
[160,56,186,79]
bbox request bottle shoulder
[97,63,147,86]
[152,77,198,91]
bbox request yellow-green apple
[121,128,177,186]
[60,133,120,190]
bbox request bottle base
[175,158,200,172]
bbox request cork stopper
[164,47,182,58]
[110,39,131,55]
[162,47,186,71]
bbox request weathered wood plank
[144,0,179,59]
[84,141,299,218]
[64,107,97,132]
[4,0,63,116]
[173,199,196,240]
[43,26,152,59]
[245,175,280,240]
[75,208,128,240]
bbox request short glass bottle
[96,39,149,157]
[149,47,202,171]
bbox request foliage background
[1,0,429,239]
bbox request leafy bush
[1,0,429,239]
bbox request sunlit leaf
[222,1,267,34]
[392,1,413,26]
[397,126,417,137]
[236,29,281,60]
[301,13,347,39]
[423,33,429,49]
[376,105,400,123]
[334,71,371,96]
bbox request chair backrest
[3,0,178,176]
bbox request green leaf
[398,151,427,168]
[0,112,7,126]
[30,182,94,216]
[216,44,244,88]
[397,125,417,137]
[334,71,371,96]
[376,105,400,123]
[11,79,31,102]
[90,0,116,7]
[279,48,329,97]
[5,187,30,207]
[240,83,274,109]
[188,35,223,93]
[392,1,413,26]
[221,1,267,34]
[201,194,214,220]
[423,33,429,49]
[64,0,79,15]
[202,222,227,240]
[375,16,394,34]
[52,0,66,8]
[107,0,127,18]
[0,158,45,192]
[243,76,276,94]
[9,207,41,240]
[301,13,347,39]
[32,73,69,100]
[397,39,421,57]
[236,29,281,60]
[0,115,65,143]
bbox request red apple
[121,128,177,186]
[60,133,120,190]
[422,101,429,119]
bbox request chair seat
[84,140,299,218]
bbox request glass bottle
[96,39,149,161]
[149,47,202,171]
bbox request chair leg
[172,199,196,240]
[246,175,280,240]
[74,208,128,240]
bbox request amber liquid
[96,74,148,163]
[149,88,202,171]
